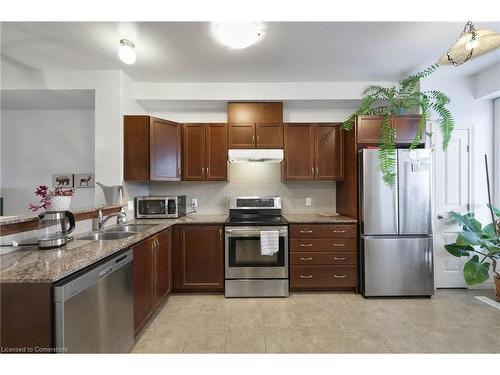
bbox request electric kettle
[38,211,76,249]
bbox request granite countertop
[0,213,227,283]
[283,213,357,224]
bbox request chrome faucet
[94,209,127,232]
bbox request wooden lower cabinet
[289,224,358,291]
[132,228,172,336]
[173,224,224,293]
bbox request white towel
[260,231,279,256]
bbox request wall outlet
[127,200,134,211]
[192,198,198,210]
[305,197,312,207]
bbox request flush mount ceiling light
[438,21,500,66]
[213,22,265,49]
[118,39,136,64]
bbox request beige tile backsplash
[149,163,336,214]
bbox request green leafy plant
[444,206,500,286]
[342,64,454,186]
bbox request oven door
[225,226,288,279]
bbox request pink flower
[29,184,73,211]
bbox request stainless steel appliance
[225,196,289,297]
[359,149,434,297]
[54,250,134,353]
[37,211,76,249]
[135,195,186,218]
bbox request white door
[433,128,471,288]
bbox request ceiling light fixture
[438,22,500,66]
[213,22,265,49]
[118,39,136,64]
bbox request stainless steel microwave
[135,196,186,219]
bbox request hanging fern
[342,64,454,186]
[378,114,397,186]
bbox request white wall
[421,75,494,223]
[1,109,95,215]
[495,98,500,207]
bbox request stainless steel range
[224,196,289,297]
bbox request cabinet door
[356,115,424,145]
[283,123,315,181]
[150,117,181,181]
[356,116,383,144]
[314,124,343,180]
[256,123,283,148]
[132,237,154,335]
[178,225,224,292]
[154,228,172,308]
[393,115,425,145]
[124,116,150,181]
[228,122,256,148]
[206,124,228,181]
[182,123,206,181]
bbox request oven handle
[225,229,288,236]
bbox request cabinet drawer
[290,224,356,238]
[290,238,357,252]
[290,252,356,266]
[290,266,357,288]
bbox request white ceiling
[1,89,95,109]
[1,22,499,82]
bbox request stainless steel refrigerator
[359,149,434,297]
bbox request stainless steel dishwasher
[54,249,134,353]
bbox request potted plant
[341,64,454,186]
[29,185,75,212]
[444,206,500,302]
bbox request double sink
[80,224,156,241]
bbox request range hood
[228,149,284,163]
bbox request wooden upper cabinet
[283,123,315,181]
[182,123,228,181]
[177,225,224,292]
[124,115,181,181]
[227,102,283,149]
[314,124,343,180]
[182,124,206,181]
[228,122,256,148]
[357,115,424,145]
[206,124,228,181]
[256,123,283,148]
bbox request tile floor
[132,290,500,353]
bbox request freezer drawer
[362,237,434,297]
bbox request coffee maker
[38,211,75,249]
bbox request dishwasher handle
[54,249,133,303]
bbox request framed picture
[52,174,74,188]
[75,173,95,188]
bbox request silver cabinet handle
[311,167,314,175]
[300,257,313,261]
[257,135,260,143]
[300,243,313,247]
[333,243,345,247]
[333,274,346,279]
[252,135,255,143]
[299,275,313,279]
[206,167,209,175]
[300,230,313,234]
[219,229,222,242]
[316,167,319,175]
[333,230,346,233]
[333,257,346,261]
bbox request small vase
[48,196,72,211]
[495,276,500,303]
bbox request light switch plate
[127,200,134,211]
[192,198,198,210]
[306,197,312,207]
